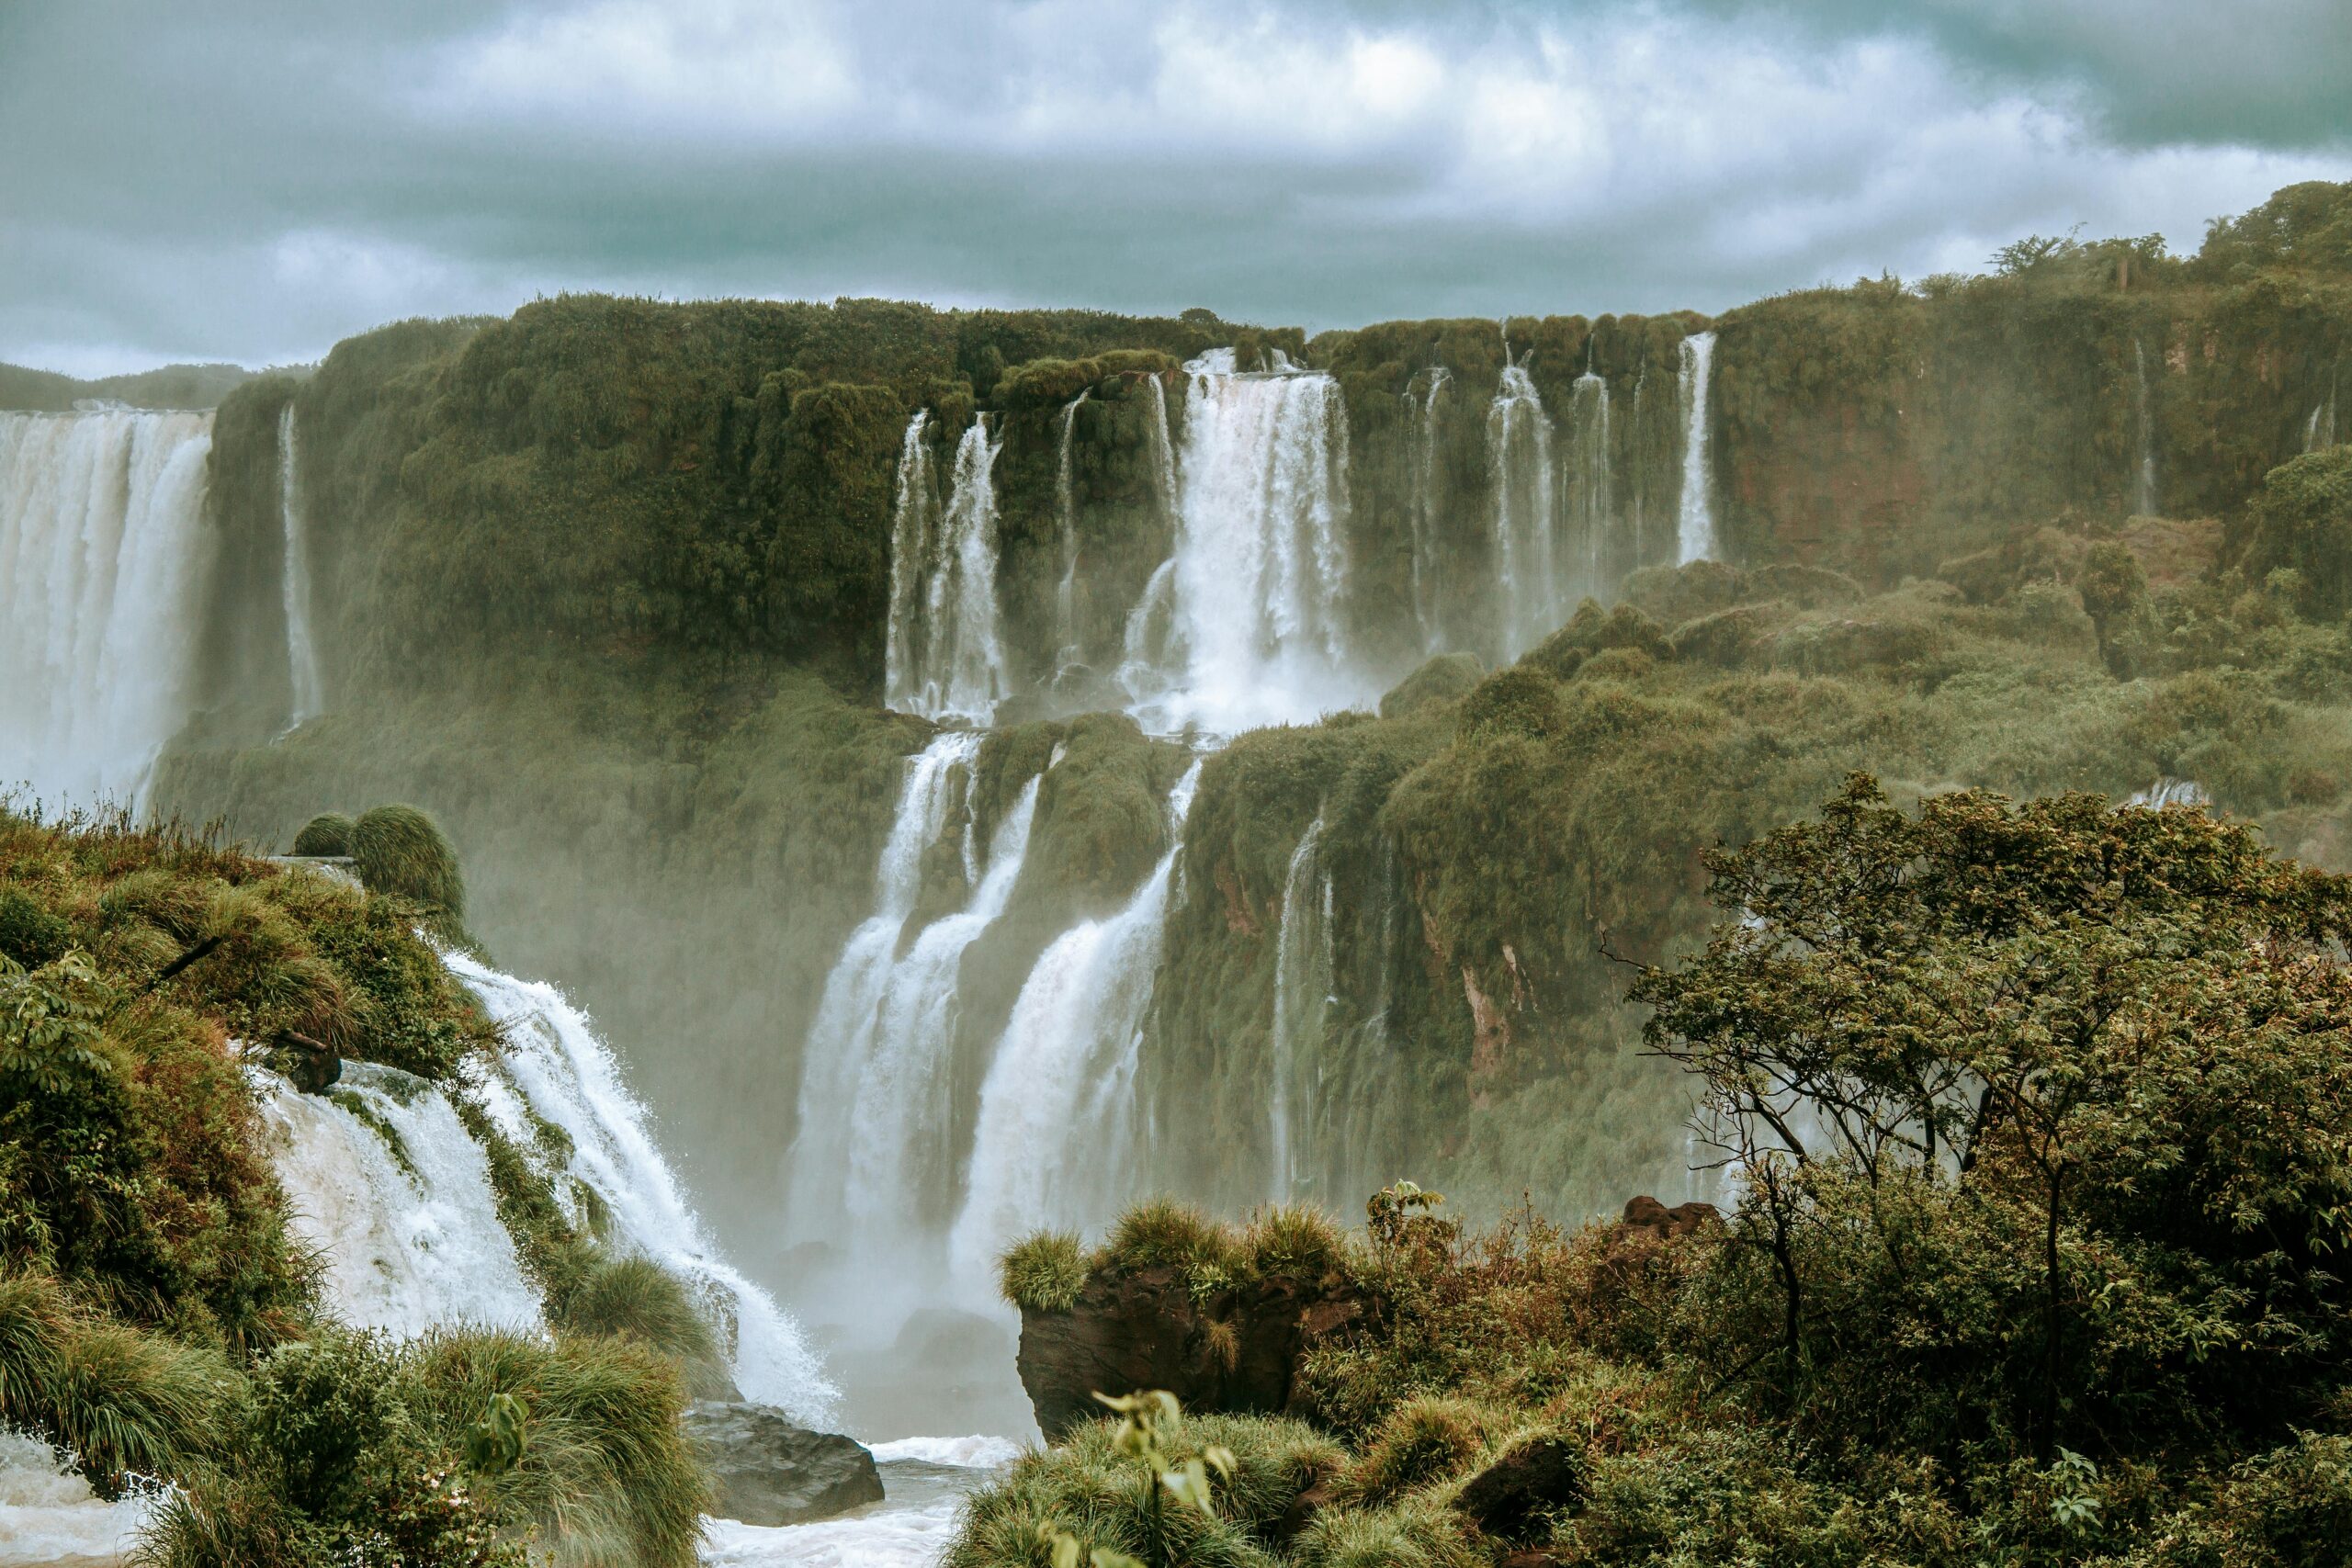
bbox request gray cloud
[1,0,2342,376]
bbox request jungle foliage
[973,778,2352,1566]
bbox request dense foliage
[976,781,2352,1565]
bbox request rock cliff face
[1013,1265,1368,1441]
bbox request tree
[1634,776,2352,1461]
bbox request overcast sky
[5,0,2346,378]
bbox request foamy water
[698,1437,1021,1568]
[0,1434,159,1568]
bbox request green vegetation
[967,779,2352,1564]
[347,804,468,937]
[288,814,354,857]
[0,807,722,1564]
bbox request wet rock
[1621,1194,1718,1238]
[682,1401,883,1526]
[1013,1266,1368,1441]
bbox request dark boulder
[1013,1265,1368,1441]
[1454,1436,1586,1543]
[682,1402,883,1526]
[1621,1195,1718,1238]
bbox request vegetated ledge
[0,799,834,1566]
[961,775,2352,1568]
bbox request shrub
[1291,1496,1481,1568]
[350,805,467,923]
[1097,1200,1238,1279]
[289,814,355,857]
[0,888,69,968]
[1377,653,1484,720]
[1235,1205,1349,1284]
[1001,1231,1090,1314]
[545,1251,719,1370]
[1335,1395,1496,1506]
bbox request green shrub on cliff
[288,814,354,857]
[349,805,466,927]
[1001,1231,1091,1314]
[2246,446,2352,617]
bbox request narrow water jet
[1408,367,1451,649]
[1566,366,1614,599]
[1268,816,1330,1202]
[1677,331,1718,563]
[0,408,215,807]
[2132,339,2160,516]
[1053,392,1089,678]
[949,761,1204,1288]
[276,404,325,729]
[1487,355,1557,659]
[885,416,1009,722]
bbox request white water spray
[0,409,214,807]
[449,953,838,1421]
[258,1062,545,1337]
[949,761,1204,1286]
[1408,368,1451,649]
[276,404,325,728]
[1053,394,1089,678]
[1566,366,1614,597]
[1677,331,1718,563]
[885,417,1009,722]
[1135,351,1360,731]
[1487,356,1557,658]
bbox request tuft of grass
[401,1327,710,1568]
[545,1250,724,1388]
[1290,1495,1482,1568]
[1098,1199,1239,1279]
[1334,1395,1498,1507]
[1000,1230,1090,1314]
[288,814,355,857]
[1237,1204,1350,1284]
[349,805,467,925]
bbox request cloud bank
[2,0,2344,376]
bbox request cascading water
[1053,393,1089,679]
[258,1061,546,1337]
[0,1432,156,1568]
[1677,331,1718,563]
[1487,354,1558,659]
[277,404,325,729]
[1145,374,1180,520]
[1131,350,1359,731]
[1267,816,1330,1202]
[2132,339,2160,516]
[2305,372,2336,454]
[1408,367,1451,649]
[449,953,837,1420]
[0,408,214,807]
[948,761,1204,1289]
[786,733,985,1255]
[1566,366,1614,598]
[885,416,1009,723]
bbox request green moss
[348,805,466,925]
[288,815,355,857]
[1377,653,1484,720]
[1000,1231,1089,1314]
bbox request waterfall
[2132,339,2160,516]
[276,405,325,729]
[1566,367,1614,599]
[1135,350,1359,732]
[885,416,1008,723]
[258,1061,546,1337]
[1267,817,1331,1202]
[1145,373,1180,522]
[449,953,837,1420]
[0,1432,157,1568]
[948,761,1204,1287]
[0,408,214,808]
[1487,356,1557,659]
[1408,368,1451,649]
[1053,394,1089,678]
[1677,331,1718,563]
[2304,373,2336,454]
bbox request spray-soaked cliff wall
[133,181,2352,1257]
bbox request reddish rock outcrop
[1013,1265,1368,1440]
[1621,1194,1719,1238]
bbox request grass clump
[1098,1200,1240,1279]
[1001,1230,1090,1314]
[1333,1396,1497,1506]
[349,805,467,931]
[288,814,355,857]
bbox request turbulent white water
[451,953,838,1422]
[787,733,988,1258]
[1677,331,1718,563]
[259,1061,545,1337]
[2129,777,2210,809]
[1134,351,1359,731]
[2132,339,2160,516]
[0,1434,159,1568]
[0,408,214,807]
[1487,360,1557,659]
[885,416,1009,723]
[698,1437,1022,1568]
[1408,367,1451,649]
[1267,816,1330,1202]
[276,405,324,729]
[949,761,1204,1288]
